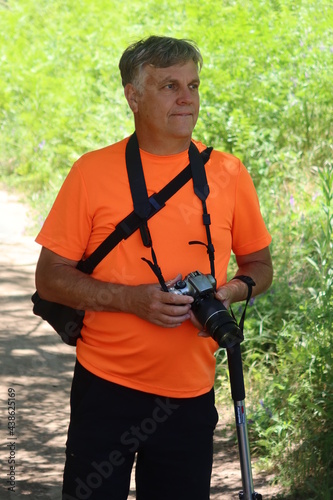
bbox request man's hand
[123,275,193,328]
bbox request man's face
[125,60,200,154]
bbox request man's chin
[169,123,196,139]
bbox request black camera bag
[32,134,212,345]
[31,292,85,346]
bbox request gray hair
[119,35,203,88]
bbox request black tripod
[227,343,262,500]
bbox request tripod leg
[235,400,255,499]
[227,345,262,500]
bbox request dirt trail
[0,189,280,499]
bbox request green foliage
[242,160,333,497]
[1,0,333,497]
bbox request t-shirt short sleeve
[35,161,92,261]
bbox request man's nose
[176,86,193,104]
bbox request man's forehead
[143,61,199,82]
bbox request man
[35,36,273,500]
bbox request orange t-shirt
[36,137,272,397]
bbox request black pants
[62,360,218,500]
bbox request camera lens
[206,310,243,348]
[192,295,243,349]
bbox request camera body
[168,271,243,349]
[168,271,216,299]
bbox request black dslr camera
[168,271,243,348]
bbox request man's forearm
[215,246,273,308]
[35,248,194,328]
[36,262,128,312]
[232,260,273,301]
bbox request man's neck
[134,132,192,156]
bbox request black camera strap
[31,135,213,346]
[230,275,256,333]
[77,133,213,276]
[125,132,214,289]
[188,142,215,278]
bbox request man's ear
[124,83,139,113]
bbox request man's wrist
[231,275,256,302]
[220,279,248,305]
[229,278,249,302]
